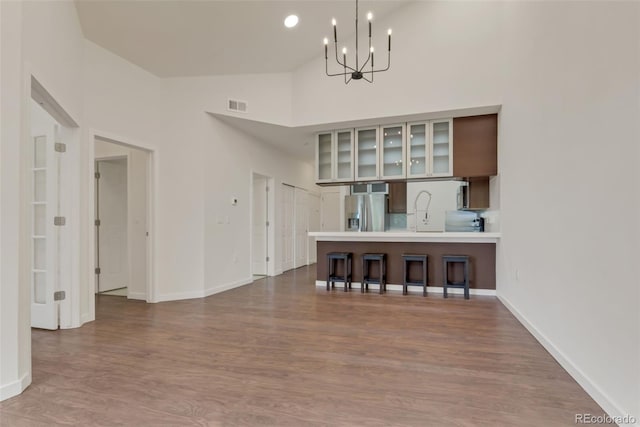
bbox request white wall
[497,2,640,422]
[1,0,85,400]
[290,1,640,422]
[203,117,315,291]
[292,1,502,126]
[0,0,31,401]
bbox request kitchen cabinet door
[430,119,453,177]
[407,122,429,178]
[453,114,498,177]
[335,129,354,182]
[315,132,334,183]
[380,124,406,179]
[355,127,379,181]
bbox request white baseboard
[0,372,31,401]
[498,295,638,426]
[204,277,253,298]
[155,277,254,302]
[314,280,496,296]
[127,292,146,300]
[80,312,93,326]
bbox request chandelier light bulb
[342,47,347,54]
[324,38,329,45]
[388,28,392,35]
[332,18,337,26]
[370,46,374,52]
[367,12,373,21]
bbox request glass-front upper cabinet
[355,127,379,181]
[430,119,453,177]
[380,124,406,179]
[407,122,429,178]
[315,132,334,183]
[335,129,354,182]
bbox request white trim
[0,372,31,401]
[127,292,147,301]
[315,280,496,296]
[80,312,93,326]
[308,231,500,243]
[87,129,158,312]
[154,277,254,303]
[498,295,637,426]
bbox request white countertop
[308,231,500,243]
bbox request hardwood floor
[1,265,604,426]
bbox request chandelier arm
[368,52,391,73]
[334,42,357,73]
[358,52,372,73]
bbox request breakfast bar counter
[308,231,500,294]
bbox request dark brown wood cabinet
[387,182,407,213]
[453,114,498,178]
[464,177,490,210]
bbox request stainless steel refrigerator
[344,194,387,232]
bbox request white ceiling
[74,0,408,78]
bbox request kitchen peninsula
[309,231,500,295]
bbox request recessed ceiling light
[284,14,298,28]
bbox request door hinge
[266,221,270,227]
[95,267,101,275]
[54,291,66,301]
[95,172,101,179]
[266,186,269,192]
[54,216,66,226]
[266,256,270,262]
[54,142,66,153]
[95,219,101,226]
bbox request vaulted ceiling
[74,0,409,78]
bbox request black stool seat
[402,254,428,296]
[361,253,386,294]
[442,255,470,299]
[327,252,353,292]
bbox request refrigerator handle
[362,198,368,232]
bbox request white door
[30,96,74,330]
[31,133,58,330]
[96,159,128,292]
[281,184,295,272]
[294,187,308,268]
[307,193,321,264]
[321,190,342,231]
[252,175,268,275]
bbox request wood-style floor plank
[0,266,604,426]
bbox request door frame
[250,171,275,277]
[87,130,157,321]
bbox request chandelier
[323,0,392,84]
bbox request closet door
[281,184,295,272]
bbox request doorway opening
[93,137,152,303]
[251,172,274,279]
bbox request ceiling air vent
[227,99,248,113]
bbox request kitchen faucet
[412,190,432,228]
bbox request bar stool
[402,254,428,296]
[361,253,386,294]
[442,255,470,299]
[326,252,353,292]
